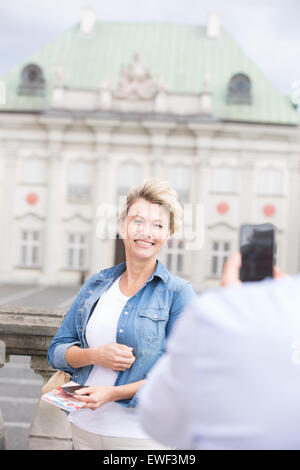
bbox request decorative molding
[15,212,45,222]
[62,213,91,224]
[207,221,236,231]
[114,53,161,102]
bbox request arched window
[18,63,45,96]
[227,73,252,104]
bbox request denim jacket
[47,259,196,408]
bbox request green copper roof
[1,21,298,125]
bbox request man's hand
[90,343,135,371]
[221,251,287,287]
[221,251,242,287]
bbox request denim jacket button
[120,329,124,333]
[124,311,128,315]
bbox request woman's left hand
[73,386,115,410]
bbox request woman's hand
[73,386,115,410]
[91,342,135,371]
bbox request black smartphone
[239,223,276,282]
[62,384,89,395]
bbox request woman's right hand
[91,343,135,371]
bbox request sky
[0,0,299,97]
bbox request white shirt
[138,274,300,450]
[68,276,149,438]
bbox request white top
[138,275,300,450]
[68,275,149,438]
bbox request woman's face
[120,198,170,261]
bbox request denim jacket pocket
[138,307,169,344]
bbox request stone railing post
[0,305,73,450]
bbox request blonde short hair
[120,178,183,235]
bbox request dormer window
[18,63,45,96]
[227,73,252,104]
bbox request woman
[47,178,196,450]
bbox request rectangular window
[68,162,92,200]
[22,159,46,184]
[66,233,87,270]
[210,240,231,277]
[167,165,191,203]
[165,239,186,275]
[117,162,141,198]
[20,230,41,267]
[258,169,283,195]
[68,184,91,200]
[211,167,236,193]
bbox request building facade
[0,10,299,291]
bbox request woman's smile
[134,239,155,248]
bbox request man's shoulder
[192,274,300,327]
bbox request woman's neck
[120,257,157,296]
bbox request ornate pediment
[113,53,162,101]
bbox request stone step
[0,364,44,381]
[5,424,31,450]
[0,396,40,424]
[0,379,42,398]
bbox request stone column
[149,149,165,179]
[41,151,61,284]
[87,120,119,273]
[286,155,300,274]
[0,407,6,450]
[39,123,68,285]
[143,121,176,178]
[188,125,214,291]
[0,145,18,276]
[0,354,6,449]
[194,151,211,292]
[27,355,73,450]
[0,305,73,449]
[90,149,111,273]
[238,154,254,224]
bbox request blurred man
[138,252,300,450]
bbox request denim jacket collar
[96,259,169,284]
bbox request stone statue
[114,53,162,101]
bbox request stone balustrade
[0,305,73,450]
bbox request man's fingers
[274,265,288,279]
[221,251,242,287]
